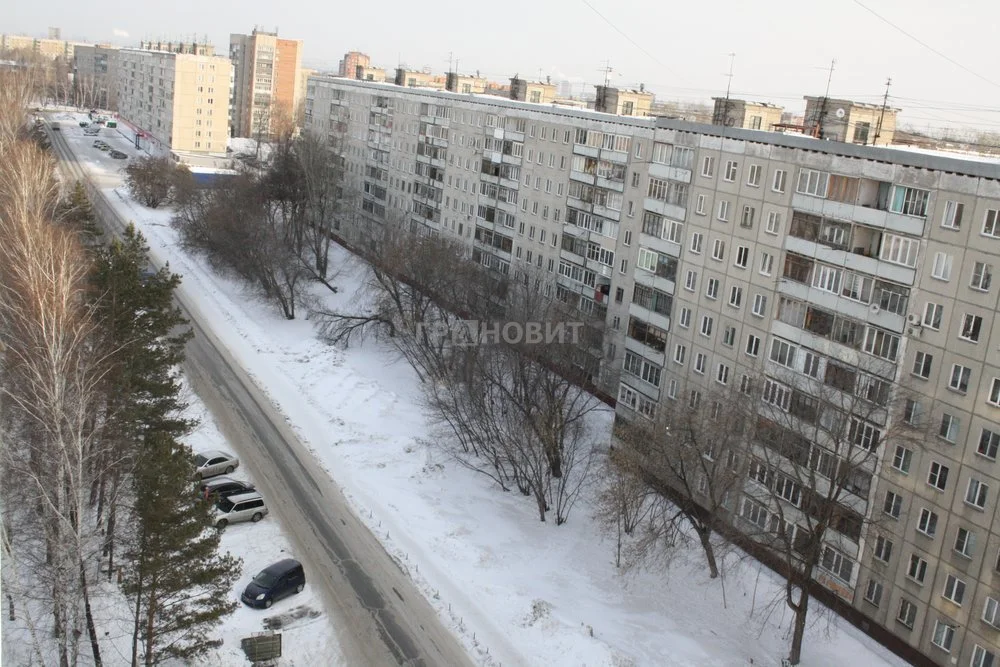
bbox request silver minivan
[212,491,268,529]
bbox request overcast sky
[8,0,1000,133]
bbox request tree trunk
[144,582,157,667]
[130,571,143,667]
[696,526,719,578]
[788,588,809,665]
[79,558,102,666]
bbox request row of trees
[0,70,239,666]
[602,355,922,664]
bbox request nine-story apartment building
[304,75,1000,667]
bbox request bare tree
[124,156,177,209]
[742,352,921,665]
[613,381,754,578]
[593,452,654,567]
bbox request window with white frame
[729,285,743,308]
[864,579,883,607]
[716,363,730,385]
[879,234,919,267]
[696,194,706,215]
[907,554,928,583]
[971,261,994,291]
[745,334,760,357]
[949,364,971,393]
[897,598,917,628]
[960,313,983,342]
[889,185,930,217]
[690,232,703,254]
[717,199,730,221]
[884,490,902,518]
[747,164,762,187]
[941,200,964,229]
[740,205,755,229]
[700,315,714,337]
[701,156,714,177]
[765,211,781,234]
[904,400,923,427]
[923,302,943,329]
[735,245,749,268]
[874,534,893,562]
[979,428,999,460]
[939,413,960,442]
[912,351,933,378]
[984,597,1000,629]
[955,527,976,558]
[769,338,796,367]
[820,546,854,583]
[763,379,791,411]
[930,620,954,652]
[965,478,989,509]
[765,169,785,194]
[759,252,774,275]
[990,377,1000,406]
[892,445,912,474]
[752,294,768,317]
[928,461,950,490]
[694,352,706,374]
[739,374,753,395]
[972,645,997,667]
[712,239,726,261]
[812,265,841,293]
[667,379,678,399]
[679,307,691,328]
[931,252,954,281]
[796,168,829,197]
[983,209,1000,238]
[724,160,738,182]
[706,277,719,299]
[917,507,938,537]
[674,344,686,365]
[723,326,736,347]
[684,270,697,291]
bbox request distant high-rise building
[229,28,305,138]
[338,51,370,79]
[116,47,231,154]
[73,44,122,110]
[48,27,61,40]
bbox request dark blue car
[241,559,305,609]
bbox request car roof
[261,558,301,575]
[226,491,262,503]
[203,476,238,488]
[199,449,231,459]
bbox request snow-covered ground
[54,114,909,667]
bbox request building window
[896,598,917,628]
[892,445,912,474]
[930,620,954,652]
[712,239,726,261]
[954,527,976,558]
[912,351,933,379]
[874,534,893,562]
[696,194,707,215]
[960,314,983,342]
[701,156,715,177]
[747,164,762,187]
[674,344,686,365]
[739,374,753,395]
[928,461,950,490]
[764,211,780,235]
[724,160,738,182]
[984,598,1000,629]
[971,261,993,291]
[759,252,774,275]
[907,554,928,583]
[917,507,938,537]
[679,307,691,328]
[904,399,923,426]
[990,377,1000,406]
[923,302,943,329]
[863,579,883,607]
[931,252,954,281]
[705,277,720,299]
[717,200,730,221]
[694,352,706,374]
[941,200,964,229]
[722,325,736,347]
[716,363,730,385]
[942,574,966,605]
[772,169,787,193]
[883,490,902,518]
[735,245,749,268]
[690,232,704,254]
[978,428,999,460]
[983,209,1000,238]
[965,478,989,509]
[684,270,697,291]
[939,413,960,443]
[796,168,829,197]
[751,294,767,317]
[949,363,971,393]
[879,234,919,267]
[972,645,998,667]
[745,335,763,358]
[729,285,743,308]
[700,315,714,338]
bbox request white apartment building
[116,48,232,154]
[304,75,1000,667]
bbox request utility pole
[874,76,892,145]
[816,59,836,139]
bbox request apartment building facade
[711,97,785,130]
[73,44,121,109]
[229,29,305,138]
[804,96,899,146]
[116,48,232,154]
[304,76,1000,667]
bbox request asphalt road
[45,116,477,667]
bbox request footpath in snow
[61,117,907,667]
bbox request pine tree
[122,432,241,667]
[90,223,193,575]
[58,180,103,247]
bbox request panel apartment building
[116,47,232,154]
[229,29,304,138]
[304,76,1000,667]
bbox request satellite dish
[835,108,846,119]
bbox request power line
[850,0,1000,90]
[579,0,685,84]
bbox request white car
[193,449,239,479]
[212,491,268,529]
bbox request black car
[198,476,255,502]
[109,150,128,159]
[241,559,305,609]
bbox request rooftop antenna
[874,76,892,145]
[599,59,613,87]
[817,58,836,139]
[447,51,453,75]
[720,52,736,126]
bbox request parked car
[79,121,89,127]
[51,125,60,131]
[241,559,305,609]
[212,491,267,529]
[193,449,239,479]
[198,476,255,502]
[110,150,128,159]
